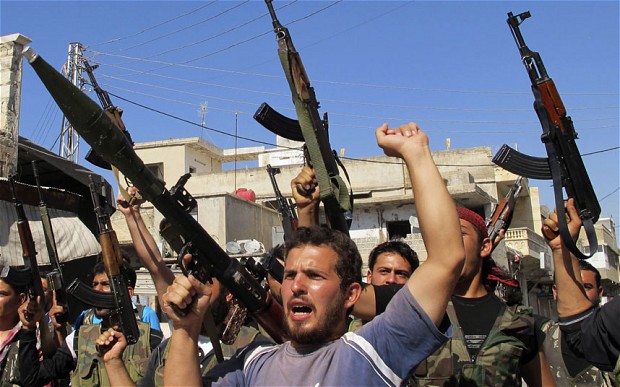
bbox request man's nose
[384,273,396,285]
[290,274,307,295]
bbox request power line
[599,187,619,202]
[106,90,620,167]
[90,52,619,97]
[582,147,620,156]
[114,0,298,63]
[89,1,218,48]
[96,72,618,113]
[90,1,341,78]
[100,81,618,128]
[114,1,251,53]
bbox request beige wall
[0,34,31,177]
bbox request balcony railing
[504,227,549,259]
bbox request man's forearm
[103,358,136,387]
[402,144,464,325]
[124,210,175,296]
[553,247,592,317]
[164,328,202,386]
[296,205,319,227]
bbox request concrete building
[113,135,584,315]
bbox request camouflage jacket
[410,298,534,386]
[70,322,151,386]
[540,319,615,387]
[614,358,619,385]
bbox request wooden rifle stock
[8,176,45,301]
[493,12,599,259]
[87,175,140,344]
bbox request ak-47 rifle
[492,11,600,259]
[32,160,69,323]
[8,175,45,302]
[254,0,352,236]
[82,59,134,170]
[266,164,298,240]
[486,177,523,252]
[24,47,286,343]
[66,175,140,344]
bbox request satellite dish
[225,241,243,254]
[409,215,419,228]
[243,239,263,254]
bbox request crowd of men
[1,123,618,386]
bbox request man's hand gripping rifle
[32,160,69,324]
[66,176,140,344]
[492,11,600,259]
[266,164,298,240]
[254,0,352,236]
[23,46,286,343]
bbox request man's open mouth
[292,305,312,315]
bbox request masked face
[282,245,350,346]
[91,272,111,318]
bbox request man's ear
[344,283,362,310]
[366,269,373,284]
[19,293,27,305]
[128,287,134,297]
[480,237,492,258]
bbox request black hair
[93,257,137,288]
[367,241,419,273]
[285,227,362,291]
[1,266,30,294]
[578,260,602,289]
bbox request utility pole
[198,101,208,127]
[59,42,85,162]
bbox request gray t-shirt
[212,287,447,386]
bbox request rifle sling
[545,139,597,259]
[113,165,143,206]
[535,91,597,260]
[202,309,224,363]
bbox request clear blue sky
[2,1,618,226]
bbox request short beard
[284,292,346,346]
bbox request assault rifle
[66,175,140,344]
[266,164,298,239]
[486,177,523,252]
[493,11,600,259]
[24,47,286,343]
[32,160,69,323]
[82,59,134,170]
[254,0,352,236]
[8,175,45,302]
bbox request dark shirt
[560,297,620,372]
[452,293,503,362]
[374,283,404,315]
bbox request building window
[146,163,164,180]
[386,220,410,240]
